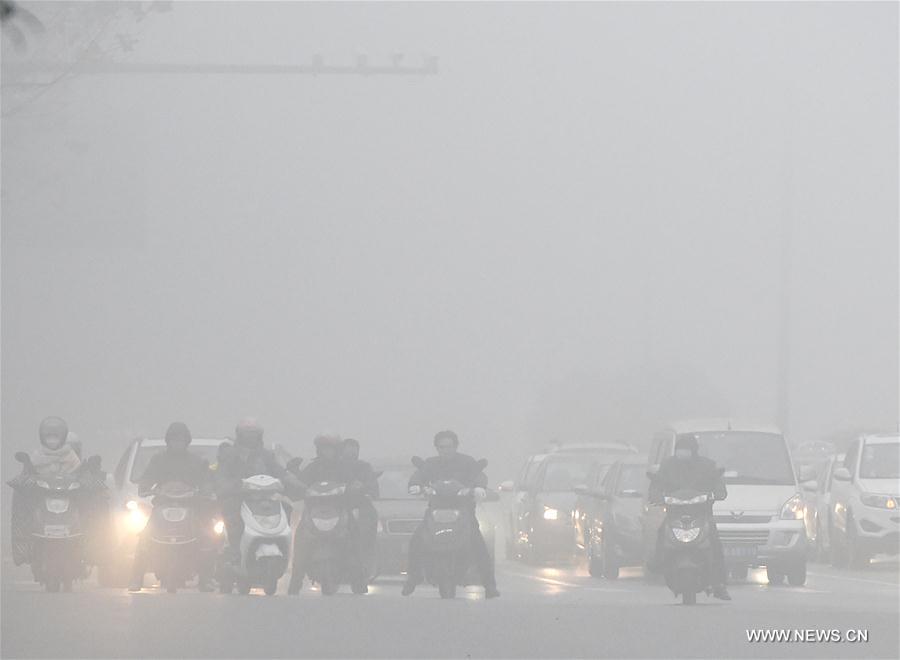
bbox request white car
[643,420,810,586]
[801,453,844,561]
[100,437,227,586]
[829,434,899,568]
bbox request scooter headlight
[672,526,701,543]
[543,507,559,521]
[213,519,225,535]
[125,506,149,534]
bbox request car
[641,420,810,586]
[370,461,496,580]
[801,453,844,561]
[547,442,639,456]
[829,434,899,568]
[574,455,649,579]
[100,437,228,586]
[507,453,599,562]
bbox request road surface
[2,558,898,658]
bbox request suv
[100,437,227,586]
[829,434,899,568]
[642,420,809,586]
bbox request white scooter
[219,475,292,595]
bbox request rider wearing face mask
[10,417,83,567]
[651,434,730,600]
[215,419,300,566]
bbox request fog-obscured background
[3,1,897,500]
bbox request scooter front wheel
[682,590,696,605]
[438,581,456,599]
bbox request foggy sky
[2,1,898,484]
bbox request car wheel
[787,562,807,586]
[766,566,784,585]
[830,521,849,568]
[847,519,870,569]
[601,536,619,580]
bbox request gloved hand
[473,487,487,501]
[408,485,422,496]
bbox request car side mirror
[832,467,851,482]
[498,480,515,492]
[411,456,425,469]
[800,480,818,493]
[573,484,589,496]
[798,465,816,482]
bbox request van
[641,420,809,586]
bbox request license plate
[43,524,70,538]
[724,544,757,560]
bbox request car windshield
[684,432,795,486]
[376,467,416,499]
[618,465,649,495]
[129,445,218,483]
[859,443,900,479]
[541,461,592,492]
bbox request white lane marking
[808,571,900,588]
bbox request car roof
[666,419,783,435]
[860,434,899,445]
[550,443,637,453]
[616,454,649,466]
[138,438,228,448]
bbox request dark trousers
[405,513,496,589]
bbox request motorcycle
[297,480,368,596]
[144,481,208,593]
[219,474,292,596]
[658,488,718,605]
[411,456,490,599]
[9,452,96,592]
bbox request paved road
[2,558,898,659]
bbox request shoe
[485,586,500,599]
[198,579,214,593]
[712,585,731,601]
[401,582,416,596]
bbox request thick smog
[1,2,898,659]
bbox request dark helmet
[433,429,459,447]
[674,434,699,455]
[235,418,264,451]
[165,422,192,447]
[39,416,69,448]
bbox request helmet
[165,422,192,447]
[235,418,264,450]
[39,417,69,448]
[674,434,699,455]
[314,431,342,454]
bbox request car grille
[386,519,421,534]
[714,515,771,524]
[719,530,770,544]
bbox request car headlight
[543,507,559,520]
[213,519,225,535]
[860,494,897,509]
[671,527,701,543]
[780,493,805,520]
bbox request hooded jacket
[30,443,82,476]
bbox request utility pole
[776,87,794,438]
